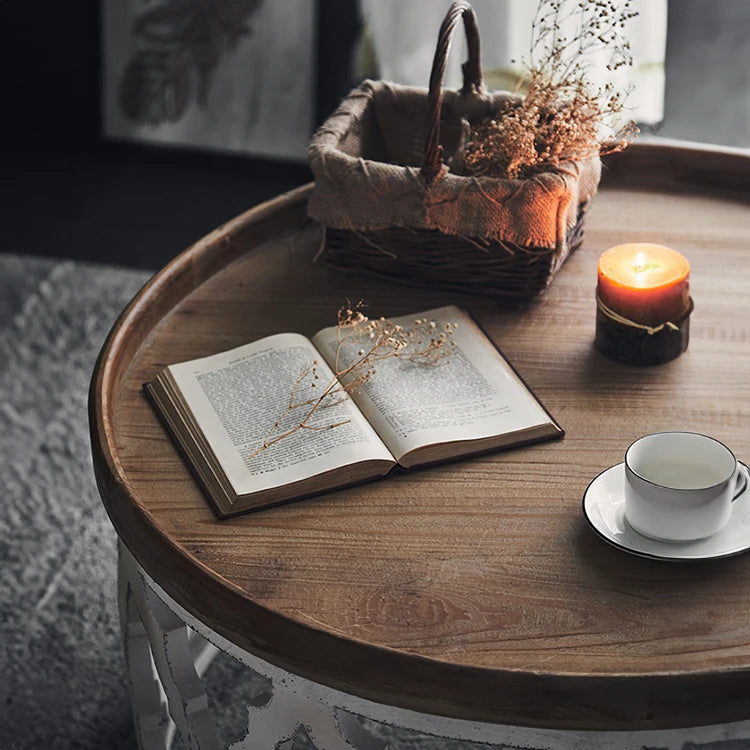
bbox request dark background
[0,0,747,271]
[0,0,360,269]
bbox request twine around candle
[596,294,693,335]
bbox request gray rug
[2,253,748,750]
[0,255,144,749]
[0,256,263,750]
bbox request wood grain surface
[90,142,750,731]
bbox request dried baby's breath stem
[249,303,456,457]
[464,0,639,180]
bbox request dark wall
[1,1,747,268]
[0,1,102,160]
[0,0,360,268]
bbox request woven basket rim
[307,81,602,249]
[306,0,601,299]
[308,80,597,189]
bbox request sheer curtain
[358,0,667,127]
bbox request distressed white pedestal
[119,543,750,750]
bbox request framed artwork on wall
[101,0,316,161]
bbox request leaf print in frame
[102,0,315,159]
[118,0,262,125]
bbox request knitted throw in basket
[308,1,602,300]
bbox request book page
[312,307,552,460]
[166,333,394,496]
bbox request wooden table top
[90,142,750,731]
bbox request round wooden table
[90,142,750,749]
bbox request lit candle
[597,243,690,326]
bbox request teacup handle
[733,461,750,502]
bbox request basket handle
[421,0,483,185]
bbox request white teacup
[624,431,749,541]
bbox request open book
[145,306,562,517]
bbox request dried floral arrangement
[250,305,456,457]
[462,0,639,180]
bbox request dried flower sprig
[249,304,456,457]
[463,0,639,179]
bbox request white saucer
[582,463,750,561]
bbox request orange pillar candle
[597,243,690,326]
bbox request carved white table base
[118,542,750,750]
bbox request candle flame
[631,251,659,275]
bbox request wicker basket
[308,1,601,300]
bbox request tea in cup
[624,431,749,541]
